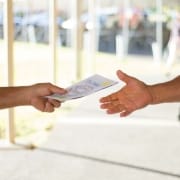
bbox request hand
[99,70,153,117]
[28,83,67,112]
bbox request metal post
[156,0,163,63]
[4,0,15,143]
[49,0,57,83]
[96,0,101,54]
[122,0,130,58]
[87,0,96,75]
[73,0,83,80]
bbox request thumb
[49,84,67,94]
[116,70,132,84]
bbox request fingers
[44,102,55,112]
[120,110,132,117]
[32,98,62,112]
[101,100,126,112]
[99,89,134,117]
[43,99,62,112]
[100,92,118,103]
[101,101,132,117]
[48,84,67,94]
[101,101,119,108]
[48,99,61,108]
[107,105,126,114]
[116,70,133,84]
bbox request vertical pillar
[4,0,15,143]
[87,0,96,75]
[122,0,130,58]
[49,0,57,83]
[156,0,163,63]
[73,0,83,80]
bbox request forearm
[0,86,31,109]
[149,76,180,104]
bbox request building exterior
[4,0,180,12]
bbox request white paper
[46,74,118,102]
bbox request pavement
[0,77,180,180]
[0,42,180,179]
[0,116,180,180]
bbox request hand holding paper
[46,74,118,102]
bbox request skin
[0,83,67,112]
[99,70,180,117]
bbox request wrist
[25,85,35,106]
[13,86,34,106]
[147,85,158,104]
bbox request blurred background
[0,0,180,179]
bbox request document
[46,74,118,102]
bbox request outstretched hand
[99,70,153,117]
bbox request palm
[100,70,153,117]
[118,78,152,111]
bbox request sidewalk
[0,76,180,180]
[0,114,180,180]
[0,43,180,179]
